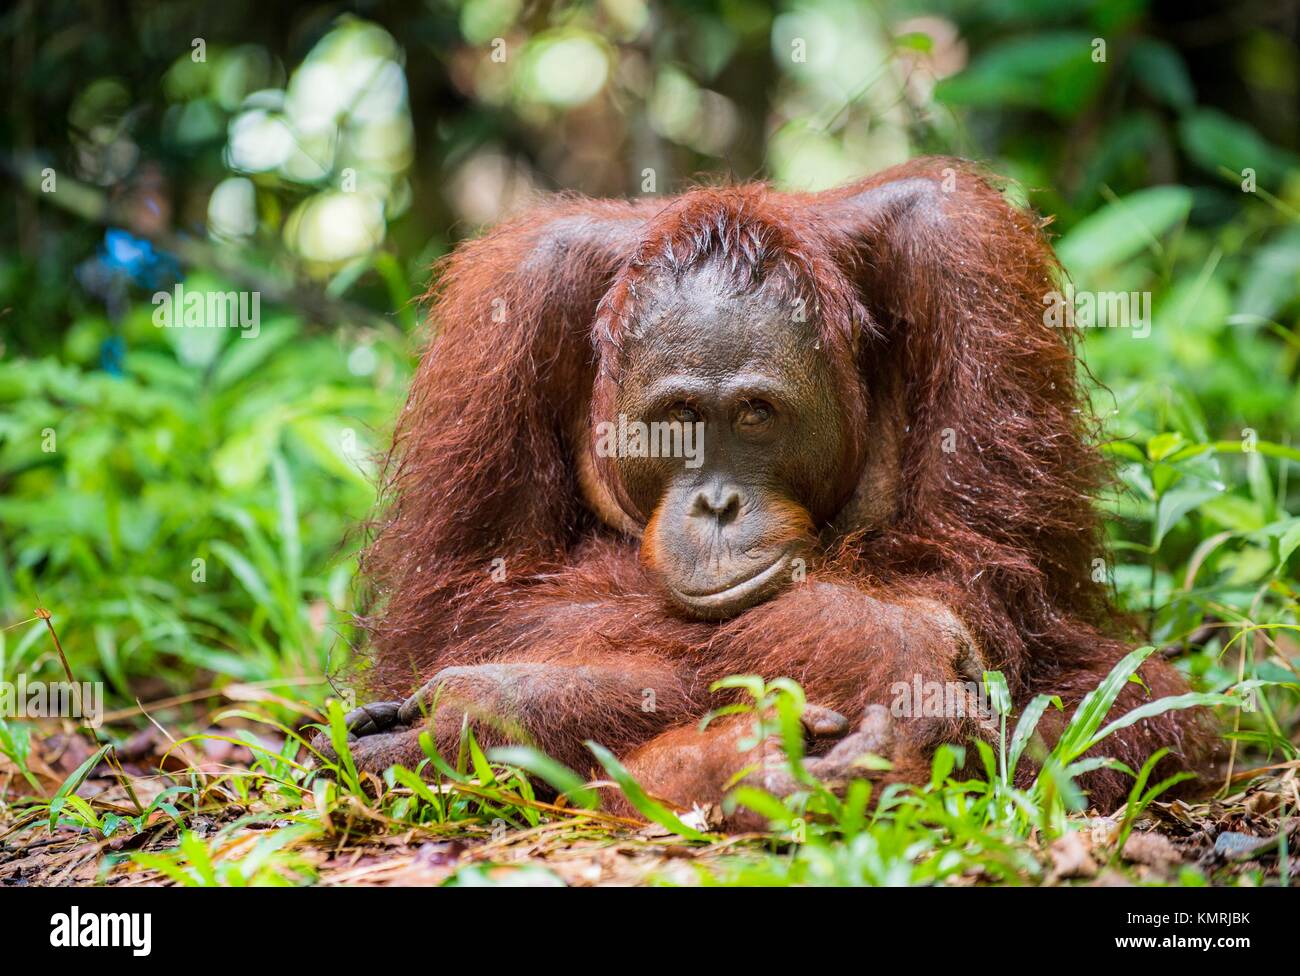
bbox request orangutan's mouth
[667,550,793,620]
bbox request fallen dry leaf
[1122,831,1182,869]
[1049,831,1098,880]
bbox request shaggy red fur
[351,156,1219,811]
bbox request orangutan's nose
[691,482,742,527]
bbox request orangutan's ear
[572,408,642,538]
[829,367,903,535]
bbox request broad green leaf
[935,32,1100,118]
[1130,40,1194,111]
[1153,483,1223,548]
[1179,108,1298,184]
[1054,646,1156,762]
[983,671,1012,717]
[1056,186,1192,280]
[1146,432,1185,462]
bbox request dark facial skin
[608,263,853,620]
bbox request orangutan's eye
[668,403,700,425]
[736,400,773,429]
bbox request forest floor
[1,700,1296,887]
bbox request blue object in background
[99,335,126,376]
[76,229,183,376]
[99,228,181,291]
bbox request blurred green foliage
[0,0,1296,765]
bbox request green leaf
[973,737,998,782]
[1092,691,1241,748]
[709,674,766,698]
[47,744,111,829]
[60,793,102,830]
[1146,432,1185,462]
[271,454,302,590]
[1054,646,1156,763]
[240,823,320,880]
[131,851,201,887]
[211,318,300,389]
[935,32,1101,118]
[1113,747,1195,856]
[1104,440,1147,463]
[1237,228,1300,319]
[212,421,281,490]
[179,831,219,886]
[465,728,497,787]
[1009,694,1061,776]
[1279,521,1300,567]
[728,785,794,826]
[487,746,599,809]
[1200,495,1265,533]
[983,671,1012,717]
[390,766,445,818]
[1055,186,1193,280]
[287,415,375,488]
[210,540,274,608]
[1179,109,1298,185]
[318,699,360,792]
[930,744,963,787]
[1130,40,1194,112]
[1153,483,1223,548]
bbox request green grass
[0,645,1286,887]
